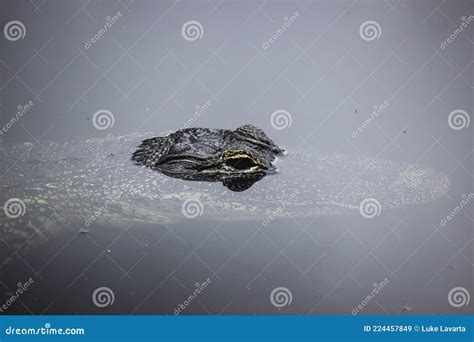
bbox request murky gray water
[0,0,472,316]
[0,133,465,315]
[0,133,450,246]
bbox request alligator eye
[225,156,258,170]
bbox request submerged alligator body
[132,125,284,191]
[0,127,450,258]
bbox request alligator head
[131,125,284,191]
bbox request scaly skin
[132,125,284,191]
[0,131,450,260]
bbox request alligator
[0,126,450,261]
[132,125,285,191]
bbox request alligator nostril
[225,157,257,170]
